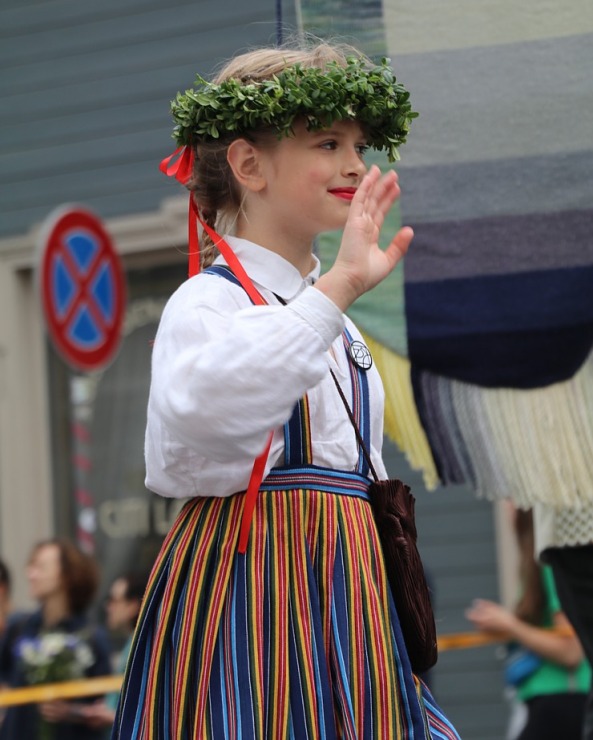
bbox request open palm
[337,165,414,297]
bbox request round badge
[349,340,373,370]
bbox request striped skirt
[112,467,460,739]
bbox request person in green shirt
[466,508,590,740]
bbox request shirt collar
[213,236,320,301]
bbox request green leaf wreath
[170,56,417,162]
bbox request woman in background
[467,508,590,740]
[0,538,111,740]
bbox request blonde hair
[212,42,366,85]
[188,41,371,268]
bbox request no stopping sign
[38,205,126,371]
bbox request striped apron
[112,269,461,740]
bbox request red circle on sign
[38,206,126,371]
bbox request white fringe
[440,353,593,508]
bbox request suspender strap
[203,260,312,552]
[205,266,313,469]
[342,328,372,477]
[203,264,242,285]
[202,261,271,553]
[283,395,313,467]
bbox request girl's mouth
[329,188,356,201]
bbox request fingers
[350,164,381,212]
[343,165,412,286]
[354,166,401,226]
[384,226,414,267]
[374,176,401,224]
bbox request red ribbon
[189,205,271,552]
[160,148,272,550]
[238,433,274,554]
[160,147,200,276]
[158,146,194,185]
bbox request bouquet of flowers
[17,631,94,684]
[16,631,95,739]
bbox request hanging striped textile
[313,1,593,509]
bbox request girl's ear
[227,139,266,192]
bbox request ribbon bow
[159,146,200,277]
[158,145,194,185]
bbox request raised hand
[315,165,414,311]
[465,599,519,635]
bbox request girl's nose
[343,148,367,178]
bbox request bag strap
[328,368,379,483]
[273,295,373,474]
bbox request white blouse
[145,236,388,498]
[534,501,593,557]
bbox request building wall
[0,0,296,239]
[0,0,297,599]
[0,255,53,602]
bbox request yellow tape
[0,626,575,708]
[0,674,122,707]
[438,625,574,652]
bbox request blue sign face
[52,230,117,350]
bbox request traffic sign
[38,205,126,371]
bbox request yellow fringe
[361,332,439,490]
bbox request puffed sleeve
[145,277,344,495]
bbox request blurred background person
[533,500,593,739]
[0,559,12,727]
[466,508,590,740]
[0,560,11,646]
[81,572,147,732]
[0,538,112,740]
[0,561,10,637]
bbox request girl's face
[27,544,64,603]
[256,118,368,244]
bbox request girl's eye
[319,140,368,155]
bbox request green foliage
[170,57,417,162]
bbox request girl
[113,41,460,739]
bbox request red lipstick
[329,187,356,201]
